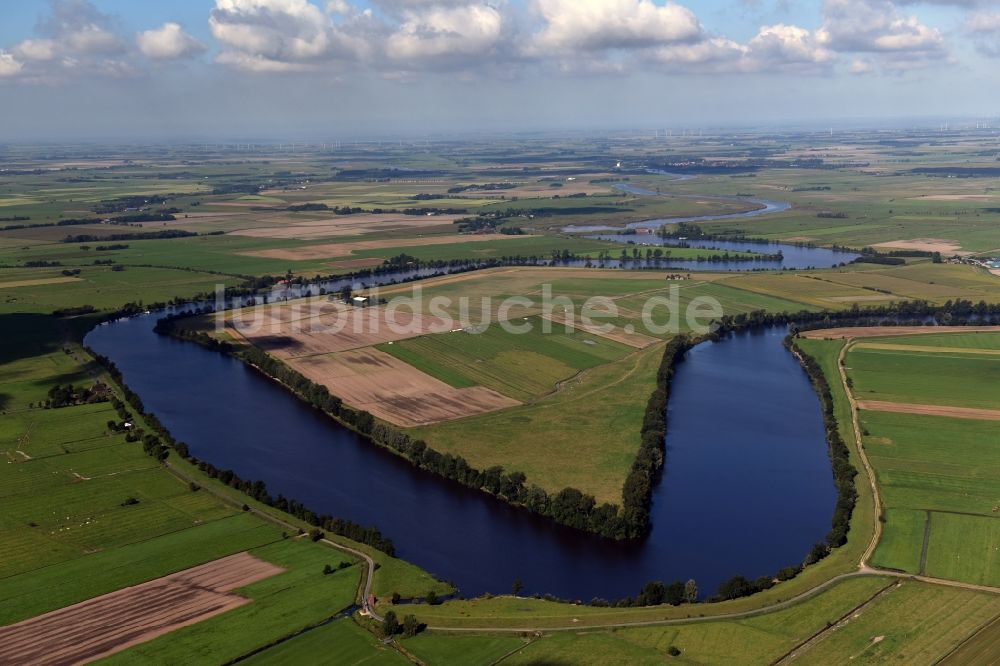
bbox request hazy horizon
[1,0,999,141]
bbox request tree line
[86,348,397,556]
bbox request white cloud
[849,57,874,74]
[64,25,125,54]
[137,23,207,60]
[210,0,333,61]
[209,0,377,70]
[966,10,1000,56]
[529,0,703,54]
[748,23,832,66]
[386,4,504,61]
[818,0,945,55]
[0,51,24,77]
[967,10,1000,33]
[13,39,58,61]
[648,23,830,73]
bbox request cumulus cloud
[13,39,58,62]
[385,4,505,61]
[748,23,832,67]
[648,23,831,73]
[967,10,1000,33]
[965,10,1000,56]
[817,0,945,55]
[529,0,703,54]
[137,23,207,60]
[0,51,25,77]
[37,0,126,55]
[209,0,377,71]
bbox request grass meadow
[849,332,1000,586]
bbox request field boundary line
[919,511,931,575]
[935,610,1000,665]
[770,579,900,665]
[839,339,884,569]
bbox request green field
[378,318,633,401]
[846,332,1000,587]
[848,346,1000,409]
[413,342,664,504]
[102,539,362,665]
[246,618,410,665]
[2,138,1000,663]
[791,581,1000,664]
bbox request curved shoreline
[562,171,792,233]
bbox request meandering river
[84,179,846,600]
[86,320,835,600]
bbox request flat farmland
[228,212,462,240]
[0,552,284,665]
[240,233,545,260]
[847,331,1000,586]
[377,319,634,402]
[411,342,665,504]
[292,348,520,427]
[790,581,1000,665]
[847,343,1000,410]
[227,302,439,357]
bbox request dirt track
[0,552,283,665]
[856,400,1000,421]
[800,325,1000,340]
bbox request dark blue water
[582,236,859,271]
[86,319,835,601]
[558,172,861,269]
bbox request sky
[0,0,998,141]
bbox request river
[85,318,835,601]
[561,173,858,270]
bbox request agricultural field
[0,311,446,661]
[842,331,1000,586]
[2,134,1000,664]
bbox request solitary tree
[382,610,400,637]
[403,614,421,637]
[512,579,524,596]
[684,579,698,604]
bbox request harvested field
[0,277,82,289]
[229,213,461,240]
[913,194,1000,201]
[857,400,1000,421]
[326,258,386,270]
[800,326,1000,340]
[854,342,1000,356]
[293,348,520,427]
[872,238,970,255]
[228,303,439,357]
[0,552,283,666]
[540,312,659,348]
[241,234,538,260]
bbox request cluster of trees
[44,383,109,408]
[62,230,197,243]
[447,182,517,193]
[93,194,169,214]
[381,610,424,638]
[87,347,398,556]
[110,210,178,224]
[95,244,130,251]
[852,255,905,266]
[25,260,62,267]
[789,338,857,549]
[621,335,692,537]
